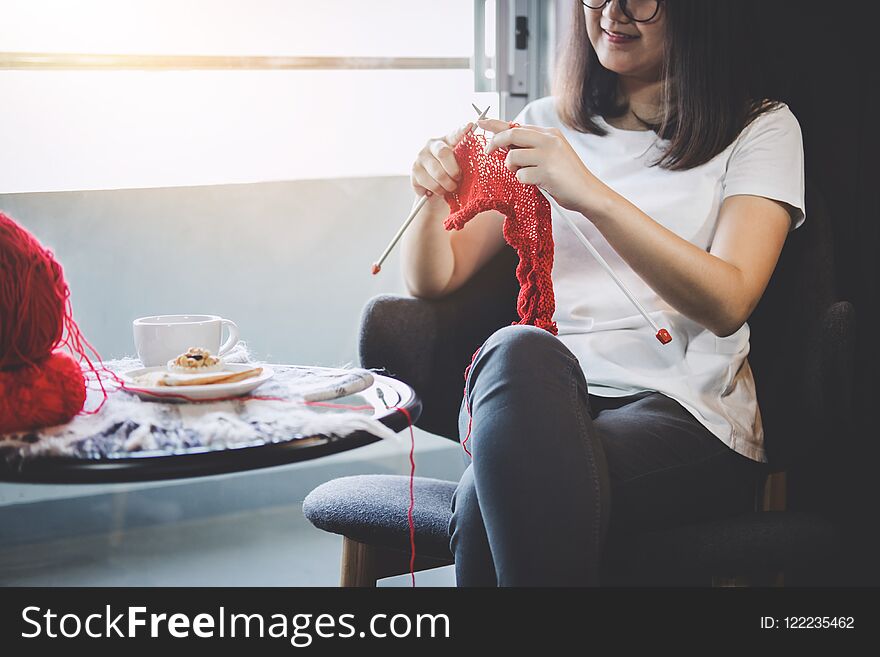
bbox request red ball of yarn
[0,351,87,434]
[0,212,67,369]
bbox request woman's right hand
[410,122,474,203]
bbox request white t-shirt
[512,97,806,463]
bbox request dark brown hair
[555,0,781,170]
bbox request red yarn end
[393,404,417,588]
[371,263,381,275]
[656,328,672,344]
[462,408,473,459]
[460,347,480,459]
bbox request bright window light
[0,1,499,193]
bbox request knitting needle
[371,196,429,275]
[371,105,491,276]
[547,196,672,344]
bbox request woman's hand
[410,122,474,205]
[479,118,610,215]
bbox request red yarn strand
[391,404,417,587]
[460,347,481,459]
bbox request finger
[486,127,545,154]
[412,181,435,198]
[515,167,541,186]
[429,140,462,181]
[444,122,475,147]
[410,168,431,197]
[412,163,447,197]
[477,118,549,134]
[475,118,512,134]
[423,158,459,193]
[504,148,540,172]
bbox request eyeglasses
[581,0,663,24]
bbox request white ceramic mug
[133,315,240,367]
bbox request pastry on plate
[167,347,223,374]
[126,348,265,389]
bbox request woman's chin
[596,51,651,78]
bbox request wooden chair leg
[340,537,381,587]
[762,471,787,512]
[339,537,454,587]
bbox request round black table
[0,371,421,484]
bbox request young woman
[401,0,804,586]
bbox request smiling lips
[602,27,639,43]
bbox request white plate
[120,363,275,401]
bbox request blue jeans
[449,325,765,586]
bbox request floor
[0,503,457,587]
[0,429,464,587]
[0,503,340,586]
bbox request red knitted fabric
[444,129,558,337]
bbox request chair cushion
[302,475,457,559]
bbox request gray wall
[0,176,415,365]
[0,178,466,515]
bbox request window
[0,0,496,192]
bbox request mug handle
[218,319,240,357]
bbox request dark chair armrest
[358,294,441,398]
[358,247,520,440]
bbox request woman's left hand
[479,118,609,215]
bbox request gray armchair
[304,185,856,585]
